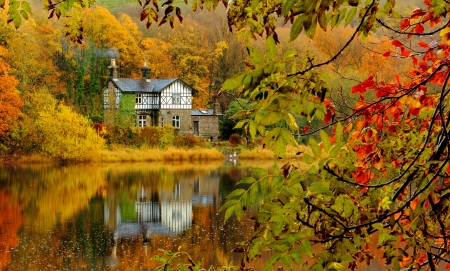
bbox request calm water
[0,160,278,271]
[0,160,392,271]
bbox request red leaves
[400,19,410,30]
[400,47,411,57]
[410,8,427,19]
[418,41,429,48]
[414,23,424,34]
[391,40,403,47]
[351,76,376,94]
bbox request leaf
[329,142,345,158]
[414,23,424,34]
[237,176,256,184]
[303,153,314,164]
[345,7,357,26]
[329,262,346,271]
[290,15,305,41]
[249,120,257,139]
[400,18,410,30]
[291,248,302,266]
[309,181,331,195]
[222,72,247,90]
[256,111,284,126]
[300,239,313,257]
[250,167,267,177]
[391,39,403,47]
[418,41,429,48]
[265,36,277,61]
[226,188,246,199]
[284,113,299,131]
[21,1,32,13]
[335,122,343,143]
[247,46,264,66]
[318,9,327,30]
[263,254,281,271]
[280,128,298,147]
[274,130,286,158]
[282,0,297,15]
[320,130,330,152]
[309,137,321,157]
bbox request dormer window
[172,93,181,104]
[136,93,142,104]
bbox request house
[103,59,221,141]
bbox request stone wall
[191,115,220,141]
[160,109,193,135]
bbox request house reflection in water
[103,172,220,244]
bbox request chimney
[213,96,221,115]
[141,60,151,82]
[108,59,118,79]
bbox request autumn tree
[139,0,450,270]
[0,45,22,146]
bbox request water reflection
[0,162,256,270]
[0,161,396,271]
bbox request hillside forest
[0,0,417,162]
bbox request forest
[0,0,416,162]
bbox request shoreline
[1,145,312,165]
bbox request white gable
[160,80,193,109]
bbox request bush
[36,104,105,162]
[229,134,241,147]
[174,135,208,149]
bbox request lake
[0,160,387,270]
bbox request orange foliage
[0,46,23,138]
[0,190,23,271]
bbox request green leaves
[5,0,33,29]
[264,127,298,158]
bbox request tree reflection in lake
[0,161,260,270]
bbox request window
[138,115,147,127]
[172,115,180,129]
[172,93,181,104]
[136,93,142,104]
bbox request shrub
[229,134,241,147]
[36,104,105,162]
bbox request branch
[286,0,377,78]
[376,18,449,37]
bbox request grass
[91,146,224,163]
[3,143,315,165]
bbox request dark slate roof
[191,109,215,116]
[111,78,178,93]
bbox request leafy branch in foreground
[218,1,450,271]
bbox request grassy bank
[2,143,314,164]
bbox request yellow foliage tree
[35,101,105,162]
[141,37,178,78]
[81,6,143,78]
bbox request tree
[0,45,22,143]
[143,0,450,270]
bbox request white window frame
[172,93,181,104]
[138,115,147,127]
[136,93,142,104]
[172,115,180,129]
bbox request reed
[99,146,224,163]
